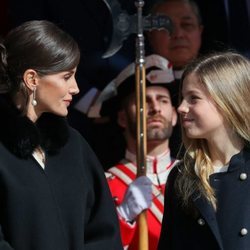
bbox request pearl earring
[32,87,37,106]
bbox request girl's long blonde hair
[176,52,250,209]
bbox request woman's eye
[64,74,72,80]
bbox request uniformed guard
[88,54,179,250]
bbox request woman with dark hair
[0,20,122,250]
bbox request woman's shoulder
[67,126,89,146]
[67,126,100,160]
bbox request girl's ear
[22,69,39,90]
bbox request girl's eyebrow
[182,89,203,96]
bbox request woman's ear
[23,69,38,90]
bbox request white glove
[117,176,152,222]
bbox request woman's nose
[70,78,80,95]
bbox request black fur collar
[0,96,69,158]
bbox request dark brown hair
[0,20,80,111]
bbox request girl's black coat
[0,97,122,250]
[158,147,250,250]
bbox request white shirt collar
[125,149,172,174]
[124,149,176,185]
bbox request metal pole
[135,0,148,249]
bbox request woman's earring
[32,87,37,106]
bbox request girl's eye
[191,95,199,99]
[189,95,200,103]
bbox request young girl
[158,52,250,250]
[0,20,122,250]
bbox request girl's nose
[177,101,189,114]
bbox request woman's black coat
[0,97,122,250]
[158,147,250,250]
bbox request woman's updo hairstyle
[0,20,80,104]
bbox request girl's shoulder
[167,160,184,186]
